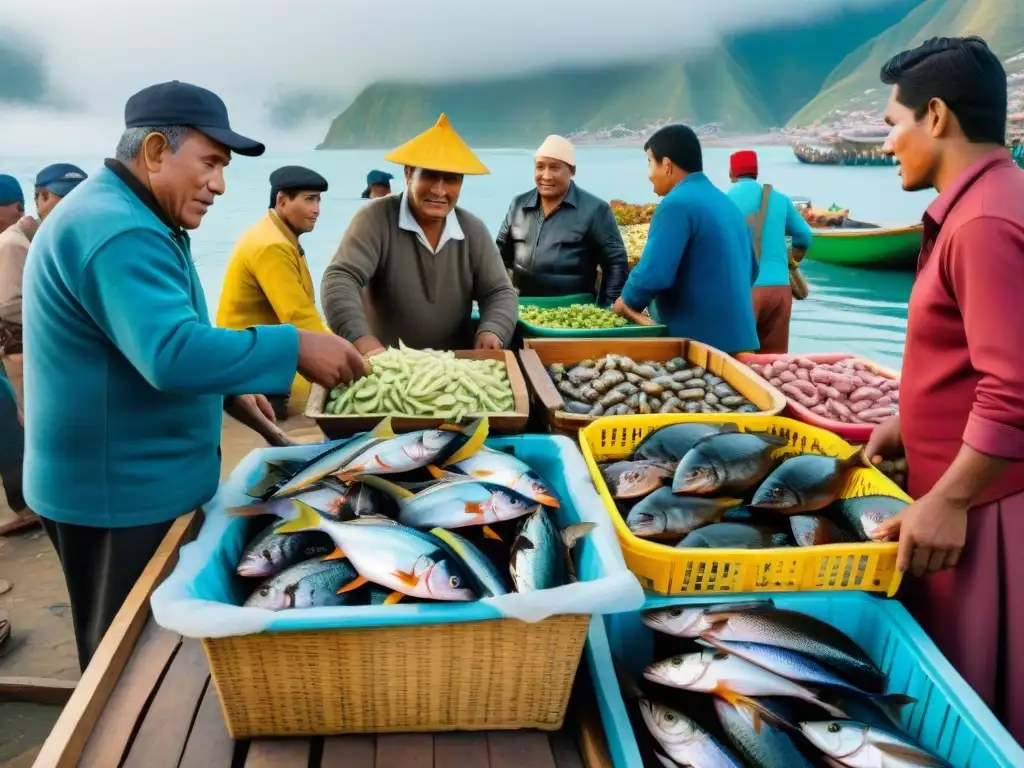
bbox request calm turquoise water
[1,146,931,369]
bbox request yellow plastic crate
[578,413,911,597]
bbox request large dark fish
[789,514,859,547]
[714,697,816,768]
[600,459,674,500]
[632,422,723,463]
[626,488,742,538]
[691,607,886,693]
[677,522,793,549]
[751,454,860,513]
[672,430,786,495]
[833,495,909,541]
[236,521,335,578]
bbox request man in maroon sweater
[867,36,1024,742]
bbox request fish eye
[665,712,676,722]
[259,588,269,597]
[261,549,272,561]
[449,576,461,588]
[712,651,729,661]
[827,723,841,733]
[671,657,682,667]
[668,608,682,618]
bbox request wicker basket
[203,615,589,738]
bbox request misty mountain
[317,0,924,148]
[791,0,1024,125]
[0,35,48,105]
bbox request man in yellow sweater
[217,165,330,418]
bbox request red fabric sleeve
[947,217,1024,460]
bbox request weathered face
[882,85,940,192]
[34,188,60,221]
[646,149,673,197]
[368,183,390,199]
[405,167,463,222]
[0,201,24,232]
[534,156,573,200]
[277,190,321,234]
[145,128,230,230]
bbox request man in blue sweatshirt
[23,81,367,670]
[612,125,759,355]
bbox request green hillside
[317,1,921,148]
[790,0,1024,126]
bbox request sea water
[1,146,934,368]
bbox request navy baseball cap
[361,169,394,198]
[35,163,88,197]
[124,80,265,157]
[0,175,23,206]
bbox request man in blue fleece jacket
[22,81,366,670]
[613,125,759,355]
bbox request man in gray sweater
[322,115,518,354]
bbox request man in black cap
[218,165,331,419]
[21,81,367,670]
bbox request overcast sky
[2,0,889,153]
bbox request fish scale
[714,698,816,768]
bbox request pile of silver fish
[598,422,908,550]
[624,600,951,768]
[547,354,760,418]
[230,416,594,610]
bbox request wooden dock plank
[321,734,376,767]
[433,732,491,768]
[549,731,585,768]
[374,733,434,768]
[244,738,312,767]
[0,676,76,705]
[487,731,557,768]
[121,638,210,768]
[77,620,182,768]
[178,681,235,768]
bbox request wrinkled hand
[297,330,369,389]
[474,331,503,350]
[864,414,903,466]
[237,393,276,423]
[872,491,968,577]
[612,297,655,326]
[224,394,297,447]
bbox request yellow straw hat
[384,113,490,175]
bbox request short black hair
[270,187,302,209]
[644,125,703,173]
[880,36,1006,145]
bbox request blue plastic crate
[585,593,1024,768]
[152,434,644,636]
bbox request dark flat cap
[269,166,328,208]
[125,80,265,157]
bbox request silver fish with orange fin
[426,445,560,508]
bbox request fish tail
[273,501,322,535]
[442,417,490,466]
[352,473,415,500]
[874,693,917,720]
[561,522,596,549]
[337,575,369,594]
[226,502,275,518]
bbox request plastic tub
[578,412,911,596]
[588,593,1024,768]
[517,295,668,339]
[737,352,900,443]
[151,434,644,738]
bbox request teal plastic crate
[586,593,1024,768]
[517,294,668,339]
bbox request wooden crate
[305,349,530,439]
[519,337,786,434]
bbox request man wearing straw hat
[497,134,627,306]
[322,114,518,354]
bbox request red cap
[730,150,758,178]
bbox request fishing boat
[806,219,923,270]
[792,130,895,167]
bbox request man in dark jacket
[496,135,627,305]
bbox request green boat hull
[806,223,922,270]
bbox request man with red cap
[727,149,812,354]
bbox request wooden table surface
[31,516,615,768]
